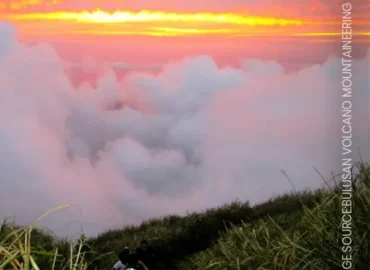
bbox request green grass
[0,206,100,270]
[85,189,327,269]
[1,162,369,270]
[178,162,370,270]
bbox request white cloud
[0,21,369,237]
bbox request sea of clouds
[0,20,369,237]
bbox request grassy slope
[179,163,370,270]
[1,163,369,270]
[86,190,324,269]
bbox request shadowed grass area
[1,163,368,270]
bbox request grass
[1,162,369,269]
[178,162,370,270]
[85,190,326,269]
[0,205,99,270]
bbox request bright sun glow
[3,8,369,38]
[7,9,303,26]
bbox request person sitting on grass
[112,259,126,270]
[136,240,156,270]
[113,247,149,270]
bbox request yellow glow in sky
[6,9,303,26]
[4,8,369,39]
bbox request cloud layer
[0,21,369,237]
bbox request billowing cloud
[0,21,369,237]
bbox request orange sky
[1,0,369,73]
[1,0,369,38]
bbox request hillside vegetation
[179,164,370,269]
[1,162,369,270]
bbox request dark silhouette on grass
[113,247,149,270]
[136,240,156,270]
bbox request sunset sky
[2,0,369,70]
[0,0,369,236]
